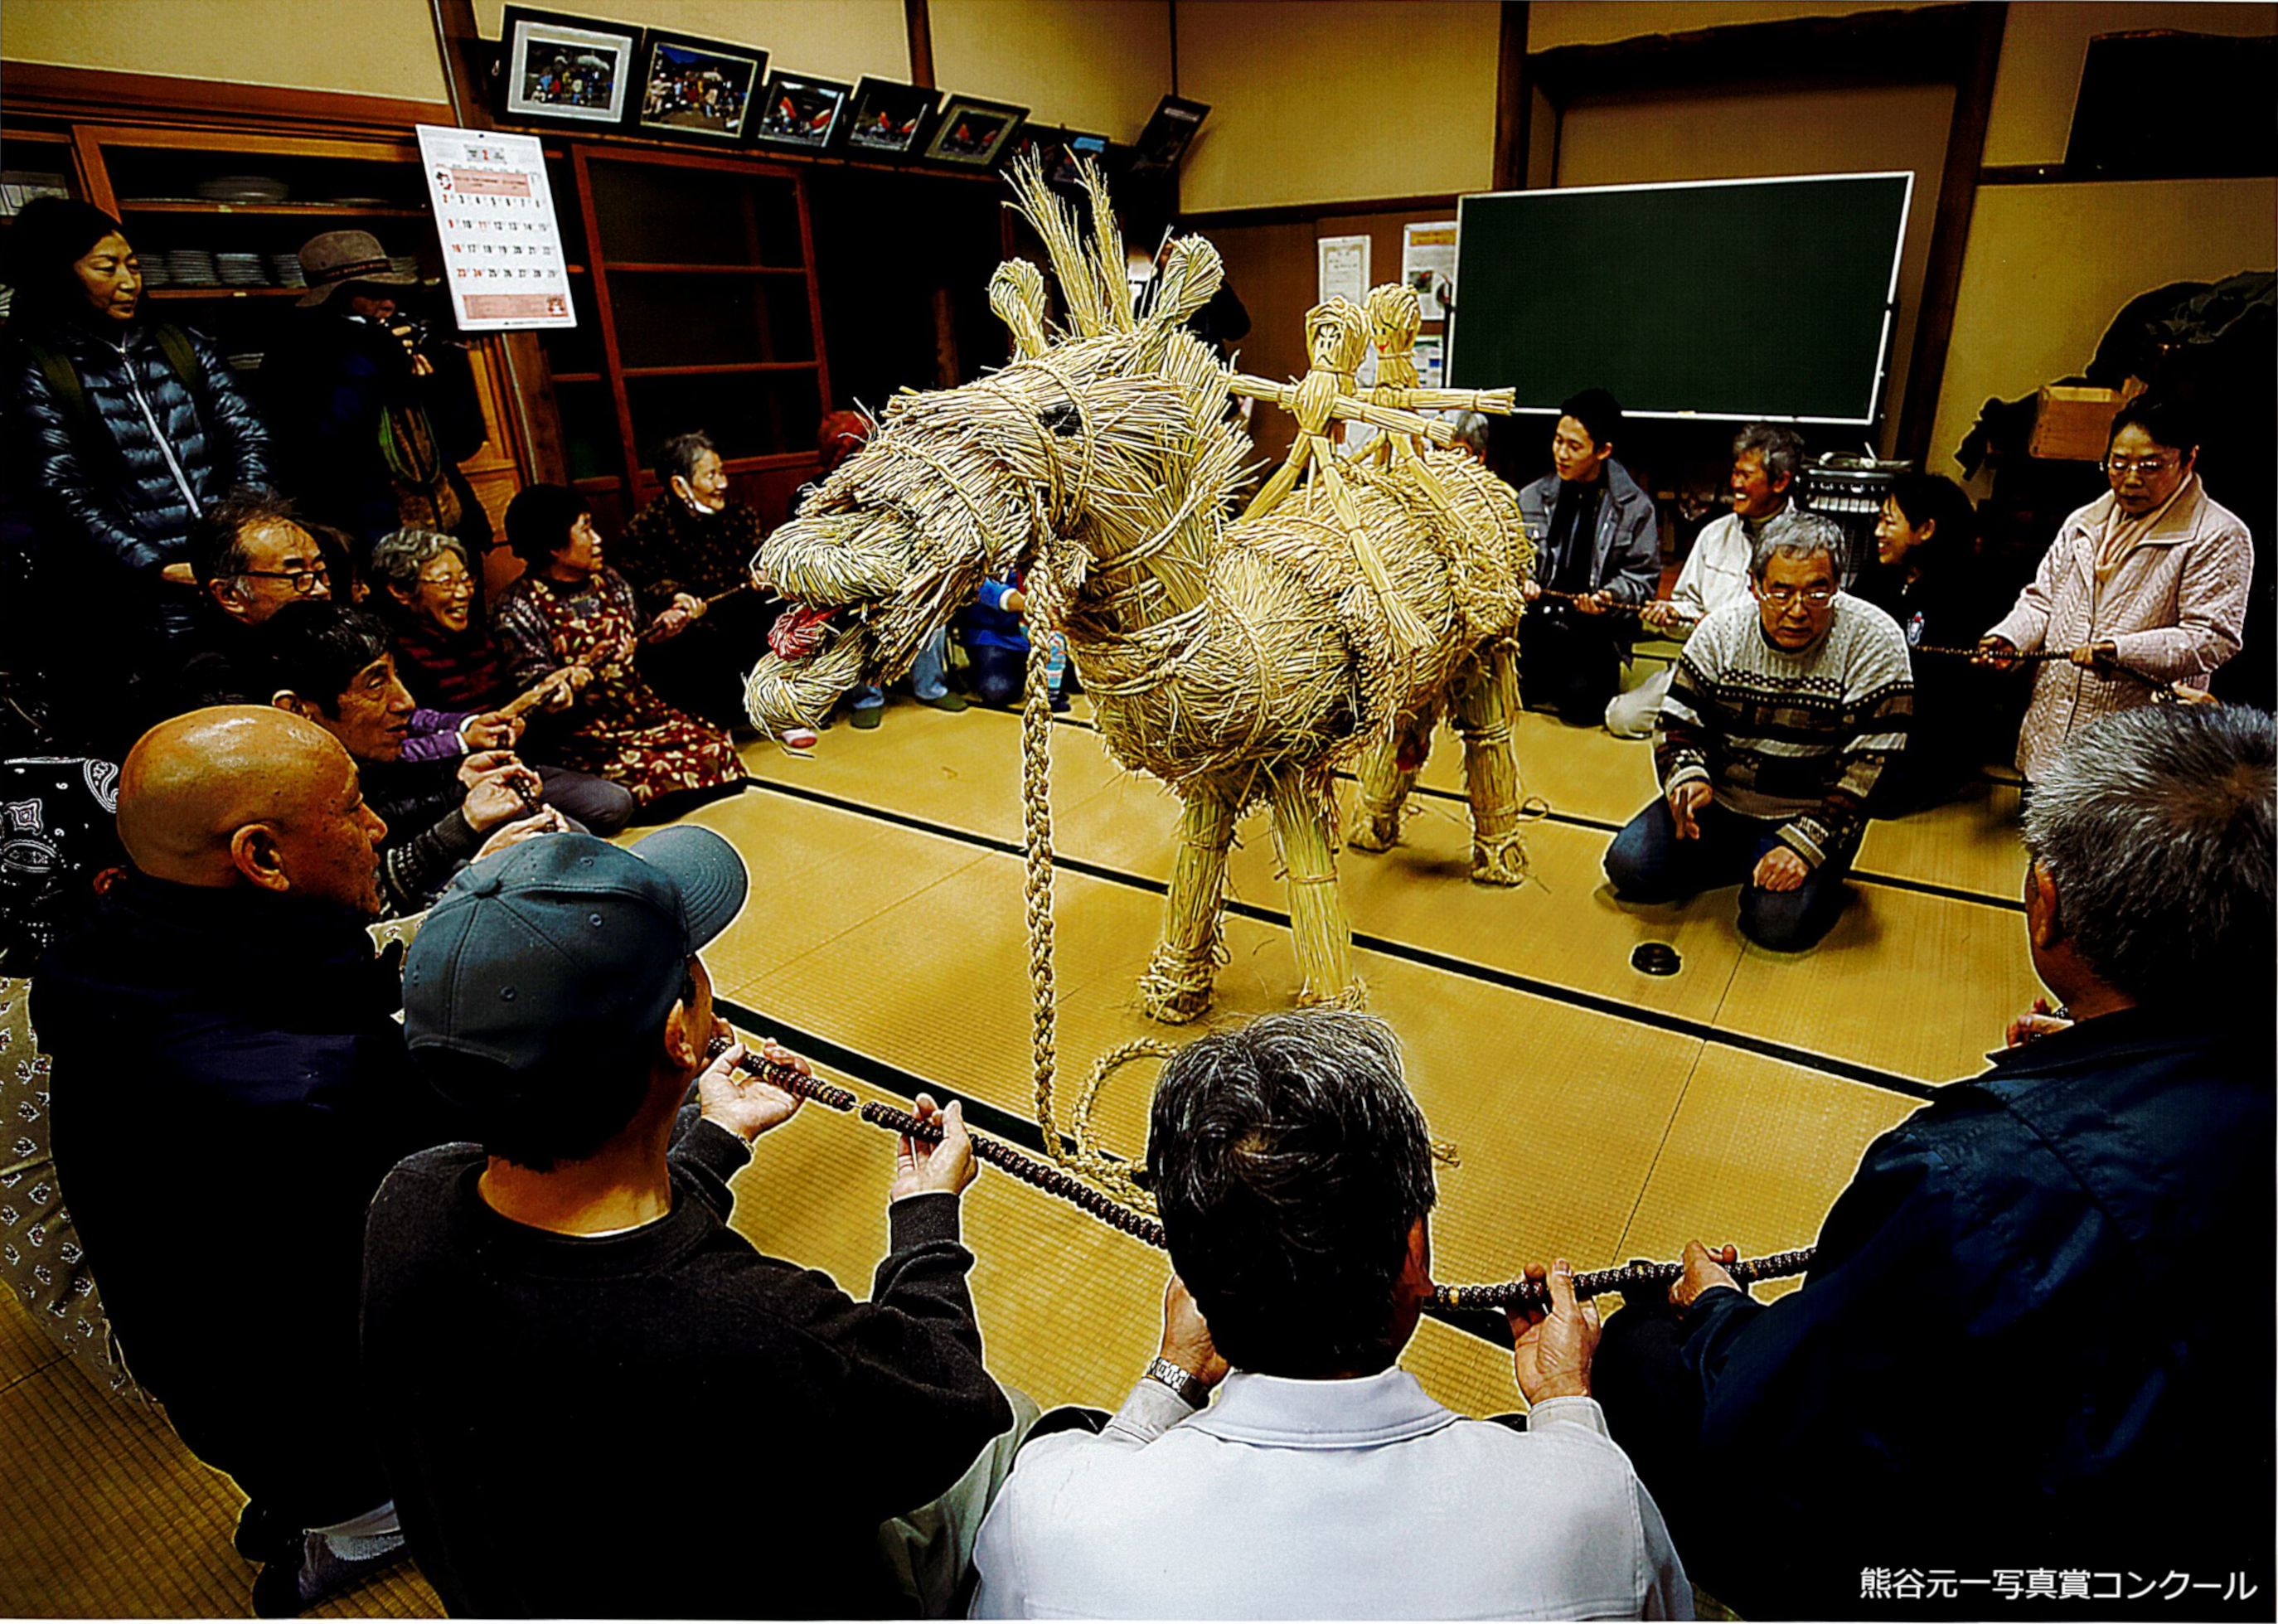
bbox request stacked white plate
[195,174,288,204]
[225,351,265,373]
[269,254,308,288]
[165,248,218,285]
[216,252,269,287]
[138,259,172,288]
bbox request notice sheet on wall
[1317,234,1371,307]
[1402,221,1458,320]
[417,124,576,330]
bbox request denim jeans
[1603,793,1852,951]
[855,628,949,709]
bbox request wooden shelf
[599,261,807,276]
[145,286,307,299]
[550,371,603,384]
[118,200,427,216]
[618,361,819,379]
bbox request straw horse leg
[1345,722,1427,853]
[1452,644,1529,885]
[1269,766,1361,1008]
[1140,792,1238,1024]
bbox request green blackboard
[1447,172,1912,424]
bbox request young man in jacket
[1513,387,1661,725]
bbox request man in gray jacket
[1515,387,1662,724]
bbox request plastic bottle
[1044,632,1068,695]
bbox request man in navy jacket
[1594,704,2275,1618]
[1513,387,1660,725]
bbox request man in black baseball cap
[361,828,1015,1617]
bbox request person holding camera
[262,230,492,561]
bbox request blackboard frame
[1447,171,1914,428]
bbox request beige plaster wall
[1176,0,1500,213]
[1927,177,2278,478]
[1980,2,2277,167]
[469,0,909,84]
[0,0,450,102]
[930,0,1171,138]
[1527,0,1961,52]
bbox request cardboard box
[2028,382,2143,463]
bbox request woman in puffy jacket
[4,199,270,739]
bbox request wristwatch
[1144,1356,1212,1409]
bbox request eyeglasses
[1757,585,1836,608]
[2101,455,2177,478]
[235,565,330,594]
[419,570,476,595]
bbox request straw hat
[295,230,417,308]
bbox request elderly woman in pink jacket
[1978,397,2251,780]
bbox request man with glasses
[1603,510,1910,951]
[1977,396,2251,781]
[148,487,339,727]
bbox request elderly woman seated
[366,526,633,833]
[490,485,746,814]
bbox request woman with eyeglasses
[3,197,271,747]
[368,527,635,835]
[1978,397,2252,780]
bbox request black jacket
[5,317,270,639]
[1676,1007,2274,1617]
[34,872,461,1524]
[363,1125,1013,1617]
[260,309,488,549]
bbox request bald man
[35,708,463,1614]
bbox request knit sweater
[1655,594,1912,867]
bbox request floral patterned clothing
[492,565,743,805]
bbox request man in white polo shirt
[969,1007,1689,1619]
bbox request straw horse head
[748,161,1534,1023]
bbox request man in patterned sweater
[1604,511,1911,951]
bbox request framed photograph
[633,31,765,144]
[1047,130,1110,187]
[999,122,1060,174]
[920,95,1029,168]
[842,76,941,158]
[750,70,852,153]
[497,6,641,128]
[1132,95,1209,170]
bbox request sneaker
[918,691,968,712]
[251,1529,410,1617]
[851,705,882,730]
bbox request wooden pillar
[1894,2,2007,466]
[905,0,937,88]
[1491,2,1531,193]
[427,0,569,486]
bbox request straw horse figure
[744,163,1534,1025]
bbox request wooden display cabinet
[544,143,829,531]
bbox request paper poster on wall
[1317,234,1370,307]
[1403,221,1458,320]
[417,125,577,330]
[1413,335,1445,390]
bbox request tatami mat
[5,669,2037,1613]
[0,1311,443,1617]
